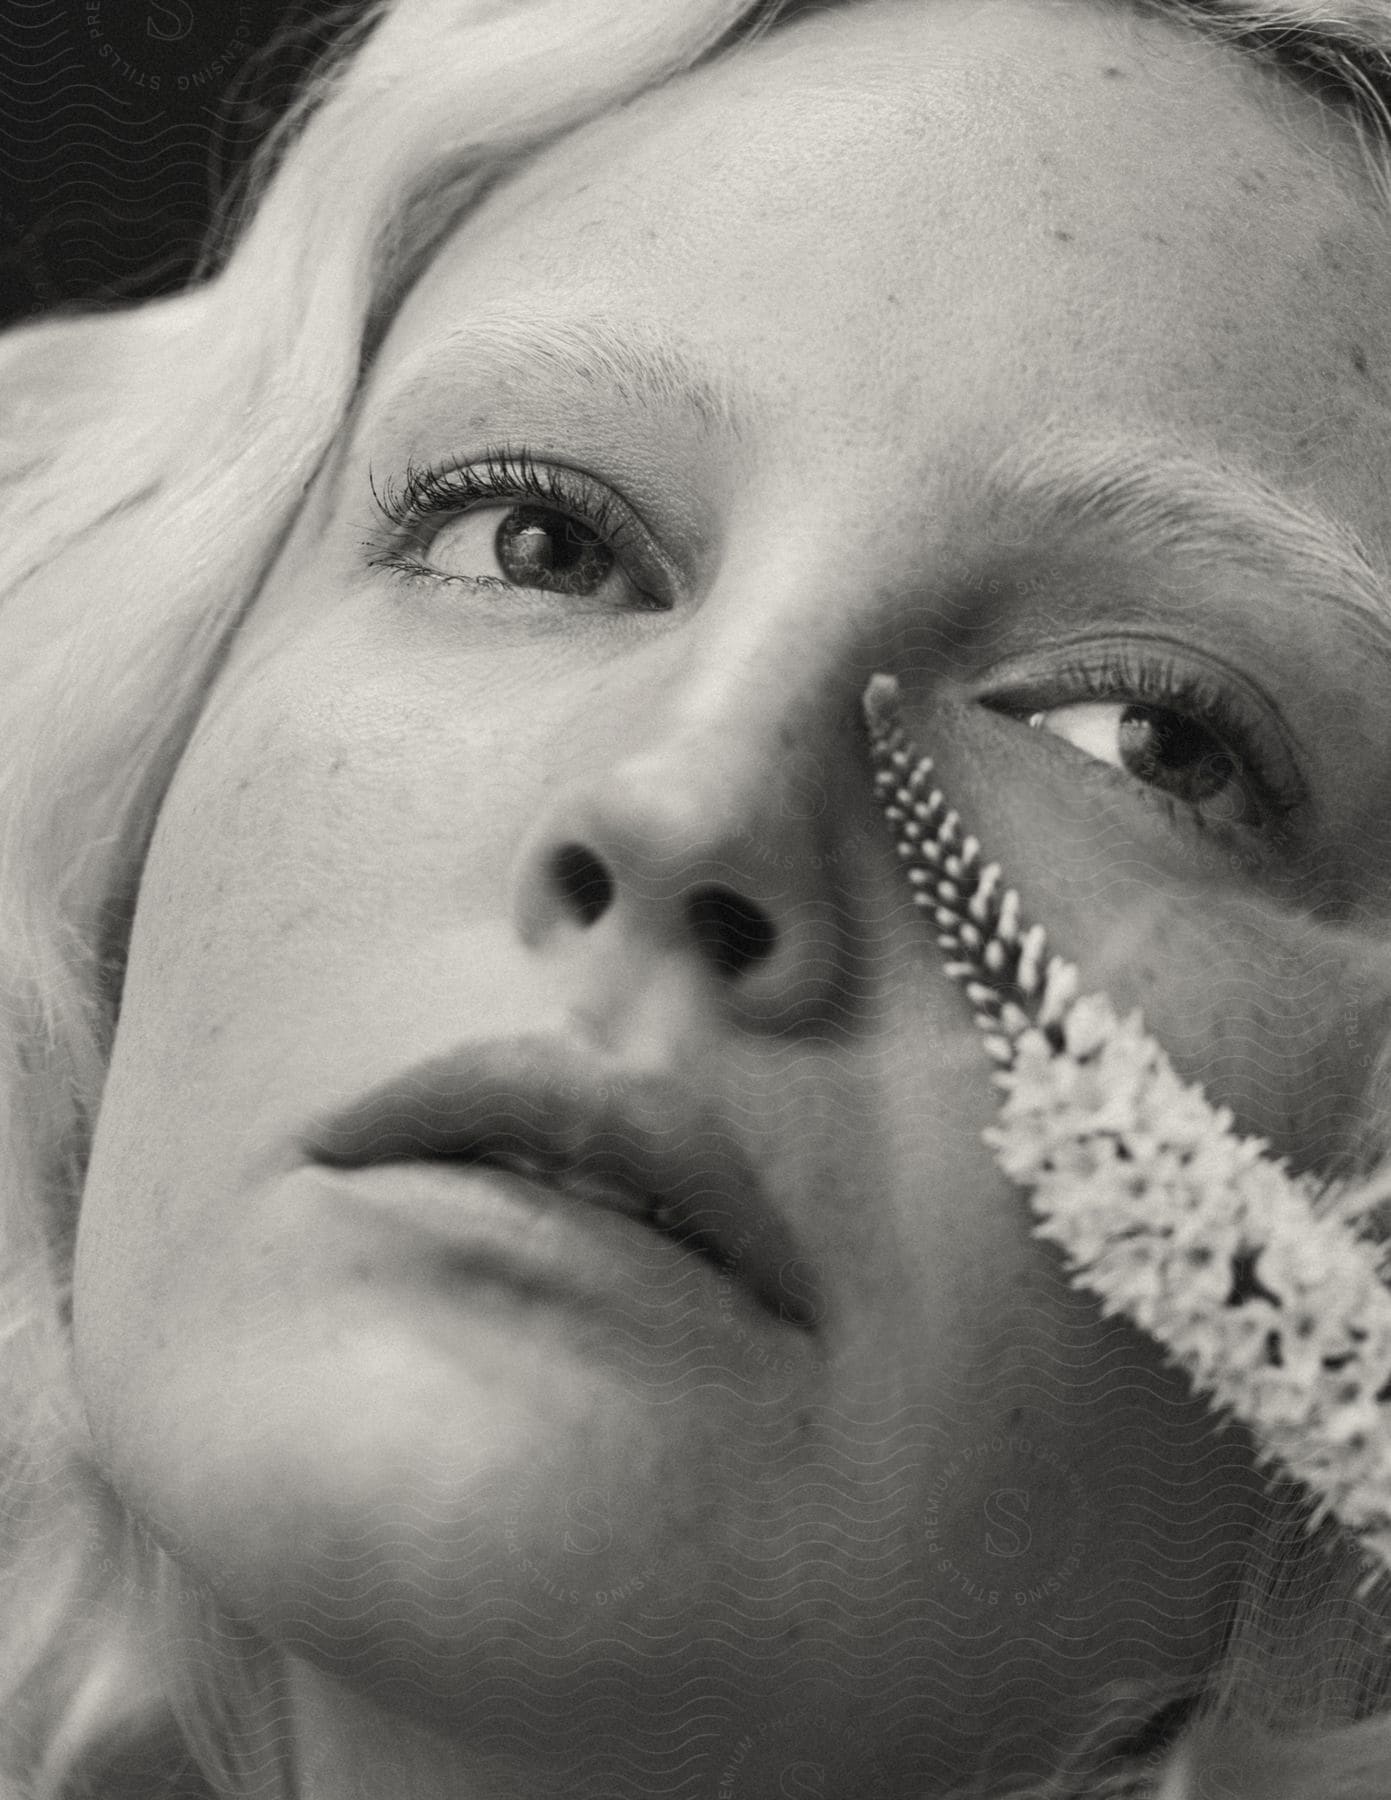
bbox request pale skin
[72,1,1391,1796]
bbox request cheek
[69,633,583,1505]
[940,726,1387,1167]
[107,636,539,1076]
[1049,884,1388,1167]
[68,668,436,1419]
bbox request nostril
[686,884,777,978]
[551,843,614,926]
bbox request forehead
[365,0,1391,558]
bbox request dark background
[0,0,355,328]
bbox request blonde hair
[1,2,1389,1794]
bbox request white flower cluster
[860,668,1391,1591]
[986,989,1391,1589]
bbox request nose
[509,668,873,1037]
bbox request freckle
[277,903,319,938]
[1101,65,1128,80]
[1050,228,1074,244]
[1350,344,1369,377]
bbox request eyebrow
[370,308,755,446]
[981,429,1391,651]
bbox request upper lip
[302,1035,822,1331]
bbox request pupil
[497,505,614,594]
[1118,704,1235,804]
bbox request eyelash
[365,445,665,608]
[1009,646,1306,837]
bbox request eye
[427,502,616,597]
[1028,700,1241,811]
[366,447,669,611]
[990,644,1307,842]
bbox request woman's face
[74,0,1391,1791]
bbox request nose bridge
[509,636,878,1034]
[604,667,842,880]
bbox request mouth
[302,1035,823,1332]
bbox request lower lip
[308,1159,790,1339]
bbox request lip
[301,1035,823,1331]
